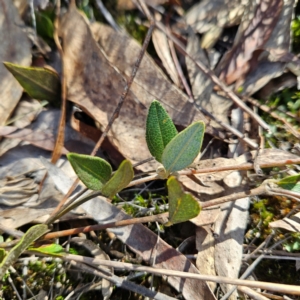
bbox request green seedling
[66,100,204,224]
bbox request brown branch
[40,253,300,296]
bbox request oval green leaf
[277,174,300,193]
[67,153,112,191]
[0,224,48,278]
[29,244,64,256]
[166,176,201,226]
[101,160,134,199]
[161,121,205,173]
[3,62,61,103]
[146,100,177,162]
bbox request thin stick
[246,96,300,123]
[44,0,69,220]
[247,96,300,139]
[166,26,194,100]
[46,18,156,225]
[138,2,270,132]
[221,236,289,300]
[94,0,120,32]
[41,183,272,241]
[90,21,155,158]
[68,260,176,300]
[52,254,300,295]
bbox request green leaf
[29,244,64,256]
[161,121,205,173]
[146,100,177,162]
[101,160,134,199]
[3,62,61,102]
[67,153,112,191]
[277,174,300,193]
[166,176,201,225]
[36,11,54,39]
[0,224,48,278]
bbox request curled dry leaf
[152,28,180,86]
[180,149,299,199]
[186,28,232,128]
[218,0,283,87]
[0,0,31,125]
[241,0,296,95]
[269,212,300,233]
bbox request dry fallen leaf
[196,226,217,292]
[0,0,31,125]
[59,4,224,171]
[186,28,232,128]
[89,22,210,128]
[241,0,296,95]
[270,212,300,232]
[185,0,245,48]
[152,28,180,86]
[218,0,283,86]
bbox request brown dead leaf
[0,143,86,228]
[240,0,296,95]
[218,0,283,86]
[59,5,223,171]
[0,109,96,157]
[180,148,298,300]
[152,28,180,86]
[0,126,68,155]
[190,206,220,226]
[186,29,232,128]
[181,149,299,199]
[90,22,211,129]
[269,212,300,232]
[186,0,245,48]
[12,0,28,16]
[0,0,32,125]
[214,196,249,300]
[196,226,217,292]
[264,0,294,55]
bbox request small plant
[67,100,205,225]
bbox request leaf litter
[1,0,300,299]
